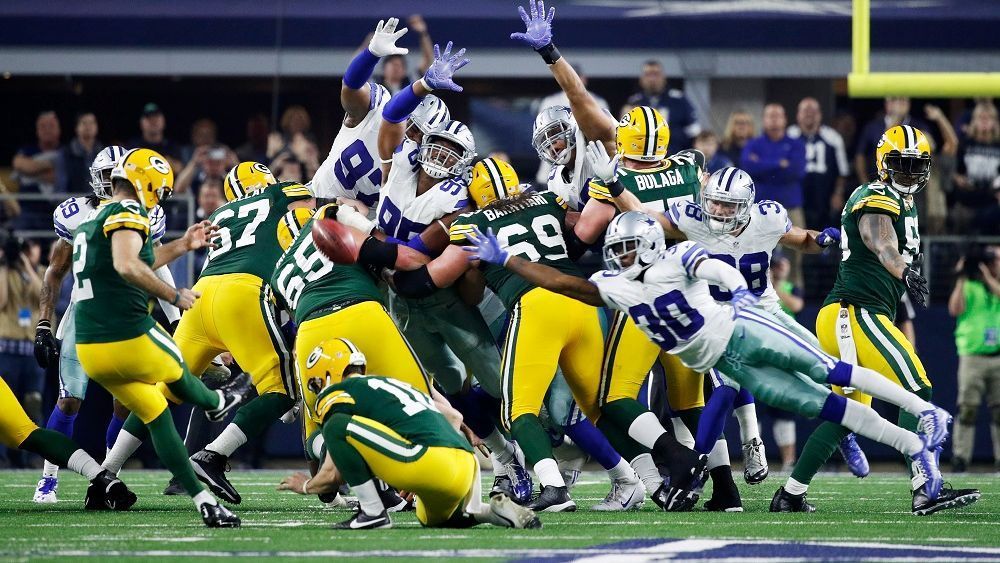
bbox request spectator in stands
[953,102,1000,234]
[127,103,183,171]
[236,113,270,163]
[741,104,806,284]
[949,245,1000,472]
[787,97,850,227]
[181,118,219,164]
[0,234,45,467]
[271,153,306,184]
[11,111,61,230]
[768,252,803,470]
[719,110,755,167]
[692,131,732,174]
[267,107,320,179]
[57,112,103,194]
[620,60,701,152]
[196,177,225,221]
[173,144,237,196]
[854,97,932,182]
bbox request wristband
[302,478,311,495]
[535,43,562,65]
[171,291,181,306]
[607,180,625,198]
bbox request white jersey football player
[533,106,594,212]
[466,209,966,515]
[310,18,410,207]
[33,146,177,503]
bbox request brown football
[311,218,359,265]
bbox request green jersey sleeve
[102,200,150,242]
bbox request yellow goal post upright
[848,0,1000,97]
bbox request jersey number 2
[71,232,95,301]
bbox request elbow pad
[358,236,399,271]
[564,228,591,262]
[393,266,437,299]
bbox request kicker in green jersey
[74,200,157,343]
[316,375,473,456]
[825,182,920,318]
[449,191,580,309]
[588,149,705,213]
[271,216,383,324]
[201,182,312,280]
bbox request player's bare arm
[152,220,220,270]
[39,238,72,321]
[859,213,906,279]
[278,452,342,495]
[779,226,827,254]
[112,229,198,309]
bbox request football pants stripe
[855,308,921,391]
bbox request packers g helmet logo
[618,113,633,127]
[252,162,271,174]
[305,346,324,369]
[148,155,170,175]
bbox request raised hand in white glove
[368,18,409,57]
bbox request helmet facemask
[881,151,930,195]
[419,137,472,179]
[602,212,665,280]
[703,194,750,234]
[532,118,576,166]
[89,166,113,199]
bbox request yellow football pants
[172,273,294,397]
[345,415,477,527]
[816,302,931,406]
[298,301,431,438]
[601,311,704,411]
[501,287,604,426]
[77,325,186,423]
[0,377,39,448]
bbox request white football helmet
[418,120,476,179]
[702,167,755,234]
[406,94,450,141]
[89,145,129,200]
[532,106,577,166]
[603,211,665,280]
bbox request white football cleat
[591,477,645,511]
[742,438,769,485]
[33,476,58,504]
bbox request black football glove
[901,253,929,308]
[34,319,59,369]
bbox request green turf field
[0,469,997,561]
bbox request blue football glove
[816,226,841,248]
[462,226,510,266]
[422,41,470,92]
[510,0,555,49]
[730,288,759,319]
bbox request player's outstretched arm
[111,230,199,310]
[342,18,409,123]
[691,254,758,318]
[388,244,469,298]
[278,452,343,495]
[152,220,220,270]
[780,225,840,254]
[464,226,605,306]
[858,212,928,306]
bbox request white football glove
[335,203,377,235]
[585,140,621,184]
[368,18,409,57]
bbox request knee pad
[958,405,979,426]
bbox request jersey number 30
[628,290,705,349]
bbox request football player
[32,146,180,503]
[101,161,313,504]
[656,165,850,510]
[278,338,541,531]
[310,18,407,207]
[74,148,250,527]
[466,208,964,514]
[361,157,705,512]
[774,125,982,515]
[1,376,136,510]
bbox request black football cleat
[526,485,576,513]
[705,467,744,512]
[200,502,241,528]
[191,449,241,504]
[769,486,816,513]
[375,480,411,513]
[163,475,185,496]
[85,470,137,511]
[206,372,252,422]
[334,509,392,530]
[912,484,981,516]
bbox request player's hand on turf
[368,17,409,57]
[586,141,621,184]
[277,471,310,495]
[422,41,470,92]
[730,288,759,319]
[462,226,509,265]
[902,253,929,307]
[510,0,555,49]
[174,288,200,310]
[33,319,58,369]
[460,423,483,448]
[816,227,841,248]
[184,220,220,251]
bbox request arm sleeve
[693,256,748,292]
